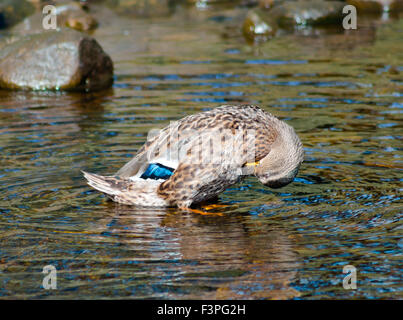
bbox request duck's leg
[178,202,231,216]
[180,207,224,216]
[200,204,228,210]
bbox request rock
[13,2,98,34]
[186,0,237,4]
[185,0,251,10]
[57,2,98,31]
[106,0,174,18]
[346,0,384,13]
[243,8,277,41]
[346,0,403,15]
[269,0,345,27]
[240,0,260,7]
[0,29,113,91]
[258,0,277,10]
[0,0,35,29]
[26,0,44,10]
[390,0,403,12]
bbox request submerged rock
[106,0,174,18]
[0,0,35,29]
[243,8,277,41]
[0,29,113,91]
[269,0,345,27]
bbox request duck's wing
[156,162,241,208]
[155,125,265,208]
[115,148,149,178]
[115,112,227,178]
[116,105,276,179]
[115,120,192,178]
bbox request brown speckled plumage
[83,105,304,208]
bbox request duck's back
[116,105,278,179]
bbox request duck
[83,104,304,210]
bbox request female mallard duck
[83,105,303,210]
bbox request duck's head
[254,121,304,189]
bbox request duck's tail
[82,171,126,196]
[81,171,168,206]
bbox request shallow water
[0,5,402,299]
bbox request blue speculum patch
[140,163,175,180]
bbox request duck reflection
[90,202,301,299]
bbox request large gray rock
[0,29,113,91]
[0,0,35,29]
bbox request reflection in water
[115,206,298,299]
[0,4,402,299]
[64,204,300,299]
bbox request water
[0,5,402,299]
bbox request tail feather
[82,171,126,196]
[81,171,168,206]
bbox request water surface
[0,5,402,299]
